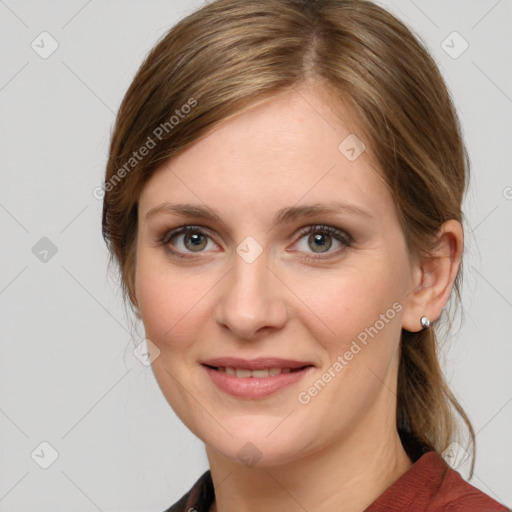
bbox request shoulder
[429,453,509,511]
[365,451,509,512]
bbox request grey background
[1,0,511,510]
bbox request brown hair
[102,0,475,475]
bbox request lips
[201,357,315,399]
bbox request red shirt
[164,451,509,511]
[364,451,509,511]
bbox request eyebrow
[144,201,374,226]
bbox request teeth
[218,367,296,378]
[251,369,270,378]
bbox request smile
[215,366,302,378]
[201,358,314,399]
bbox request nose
[214,250,288,340]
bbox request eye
[159,224,352,260]
[291,224,352,258]
[160,225,217,257]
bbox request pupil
[186,232,206,251]
[309,232,332,253]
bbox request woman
[101,0,509,510]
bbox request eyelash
[159,224,353,260]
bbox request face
[134,83,417,467]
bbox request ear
[401,219,463,332]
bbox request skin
[134,81,463,512]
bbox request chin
[199,415,318,468]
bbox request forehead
[138,84,392,223]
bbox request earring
[420,316,431,329]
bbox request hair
[102,0,475,476]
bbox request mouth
[204,365,311,378]
[200,357,315,399]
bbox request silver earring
[420,316,431,329]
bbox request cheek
[134,250,214,354]
[292,264,406,425]
[302,263,405,352]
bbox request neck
[206,422,413,512]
